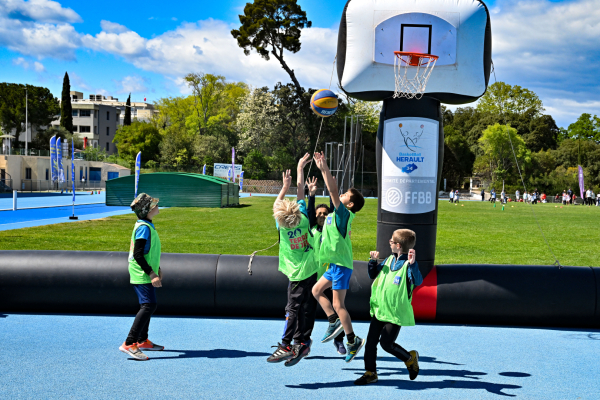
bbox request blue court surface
[0,192,106,210]
[0,314,597,399]
[0,203,132,231]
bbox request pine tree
[60,72,73,133]
[124,93,132,126]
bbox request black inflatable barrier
[1,251,599,328]
[436,264,599,327]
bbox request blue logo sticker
[393,275,402,285]
[401,163,418,174]
[326,215,333,225]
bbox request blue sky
[0,0,598,128]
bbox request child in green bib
[119,193,164,361]
[311,151,366,363]
[267,154,319,367]
[306,177,346,355]
[354,229,423,385]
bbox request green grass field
[0,197,597,266]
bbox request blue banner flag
[50,135,57,182]
[71,140,75,202]
[232,147,235,182]
[135,152,141,198]
[57,137,64,183]
[202,164,206,175]
[240,171,244,192]
[227,167,232,181]
[578,165,585,200]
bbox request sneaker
[354,371,378,385]
[404,350,420,380]
[137,339,164,351]
[284,343,310,367]
[267,343,294,363]
[305,339,313,356]
[321,319,344,343]
[333,339,346,355]
[345,336,365,363]
[119,342,149,360]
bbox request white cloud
[0,1,81,59]
[82,26,149,58]
[12,56,45,72]
[0,0,81,24]
[99,20,129,34]
[81,19,337,93]
[114,75,148,94]
[490,0,600,126]
[33,61,44,72]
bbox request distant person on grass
[490,189,496,203]
[312,151,366,362]
[268,154,318,367]
[481,188,485,201]
[354,229,423,385]
[568,188,573,204]
[454,190,459,204]
[306,177,346,355]
[449,189,454,203]
[515,190,520,202]
[119,193,164,361]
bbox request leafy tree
[477,81,544,117]
[0,83,60,145]
[113,121,161,162]
[31,125,83,150]
[60,72,73,133]
[124,94,132,126]
[231,0,311,95]
[195,134,231,165]
[443,125,475,187]
[184,73,226,132]
[244,149,270,179]
[476,123,530,183]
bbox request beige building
[0,154,130,191]
[70,91,158,124]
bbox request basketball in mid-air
[310,89,339,117]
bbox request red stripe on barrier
[412,265,437,320]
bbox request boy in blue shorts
[311,151,365,362]
[355,229,423,385]
[119,193,164,360]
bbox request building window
[80,110,91,117]
[73,126,78,132]
[94,126,97,134]
[106,142,110,152]
[46,169,49,180]
[80,126,91,133]
[72,110,78,117]
[106,111,110,120]
[116,113,119,121]
[106,127,110,136]
[25,168,32,180]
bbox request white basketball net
[393,53,438,100]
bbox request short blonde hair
[392,229,416,253]
[273,199,302,229]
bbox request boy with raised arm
[311,151,366,362]
[267,154,318,367]
[354,229,423,385]
[306,177,346,355]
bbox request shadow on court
[287,378,522,397]
[146,349,270,360]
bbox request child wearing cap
[119,193,164,360]
[354,229,423,385]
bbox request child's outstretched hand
[313,151,326,170]
[370,251,379,260]
[307,176,318,196]
[298,153,311,169]
[408,249,416,264]
[282,169,292,188]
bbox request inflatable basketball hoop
[393,51,439,100]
